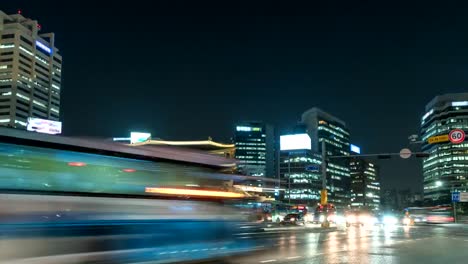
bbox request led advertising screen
[27,117,62,135]
[130,132,151,144]
[280,133,311,151]
[350,144,361,154]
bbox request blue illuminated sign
[35,40,52,54]
[350,144,361,154]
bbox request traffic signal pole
[321,140,330,228]
[321,140,327,205]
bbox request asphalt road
[227,224,468,264]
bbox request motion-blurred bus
[404,206,454,224]
[0,128,265,263]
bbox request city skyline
[4,1,468,192]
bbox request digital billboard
[130,132,151,144]
[350,144,361,154]
[280,133,311,151]
[26,117,62,135]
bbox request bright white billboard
[350,144,361,154]
[130,132,151,144]
[280,133,311,151]
[27,118,62,135]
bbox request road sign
[305,165,320,172]
[399,148,412,159]
[428,134,449,144]
[452,192,468,202]
[449,129,465,144]
[461,192,468,202]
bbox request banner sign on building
[280,133,311,151]
[130,132,151,144]
[27,118,62,135]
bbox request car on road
[281,213,305,226]
[374,213,399,226]
[345,211,376,227]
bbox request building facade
[234,122,276,181]
[350,158,380,210]
[279,145,323,205]
[0,10,62,129]
[421,93,468,203]
[301,108,351,208]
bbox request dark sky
[4,1,468,192]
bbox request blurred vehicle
[404,207,430,224]
[345,211,376,227]
[281,213,305,226]
[0,130,266,263]
[260,202,307,224]
[375,213,398,226]
[313,203,336,223]
[403,206,454,225]
[426,211,455,223]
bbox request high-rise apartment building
[0,10,62,129]
[234,122,276,181]
[349,158,380,210]
[301,107,351,208]
[421,93,468,203]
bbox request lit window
[17,93,30,101]
[19,45,34,56]
[236,126,251,131]
[33,100,46,108]
[14,120,27,126]
[35,56,49,65]
[51,108,59,114]
[0,118,10,123]
[51,84,60,90]
[0,44,15,49]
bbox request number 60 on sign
[449,129,465,144]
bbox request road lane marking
[287,256,302,259]
[260,259,277,263]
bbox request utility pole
[321,140,330,228]
[321,140,327,205]
[288,152,291,204]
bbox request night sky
[4,1,468,192]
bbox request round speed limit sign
[449,129,465,144]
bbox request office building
[301,107,351,207]
[350,158,380,210]
[279,133,323,205]
[234,122,276,180]
[421,93,468,203]
[0,10,62,129]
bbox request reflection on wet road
[231,224,468,264]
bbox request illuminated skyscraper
[279,133,323,205]
[0,10,62,129]
[421,93,468,203]
[234,122,276,181]
[349,157,380,210]
[301,108,351,207]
